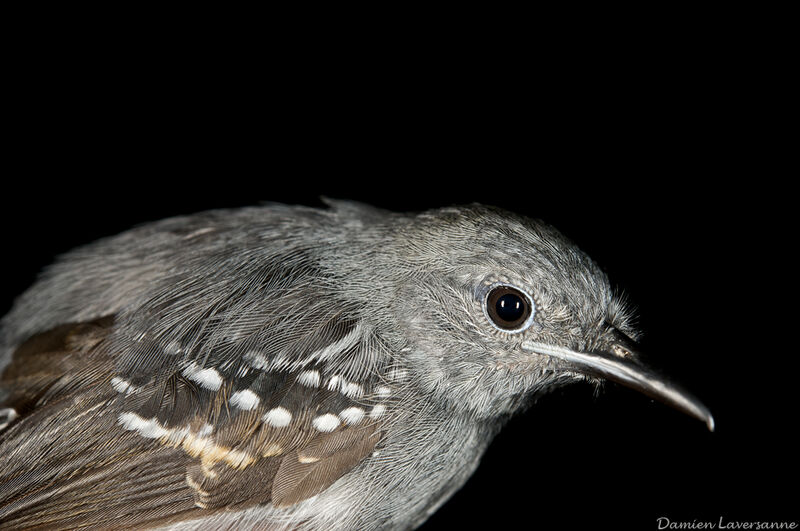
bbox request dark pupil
[495,293,525,322]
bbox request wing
[0,318,201,529]
[0,233,400,529]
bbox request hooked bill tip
[521,340,716,432]
[705,413,715,432]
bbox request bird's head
[359,204,713,430]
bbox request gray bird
[0,199,713,530]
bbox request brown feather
[298,424,379,462]
[0,317,114,414]
[185,457,281,511]
[271,426,380,508]
[0,318,204,529]
[1,317,386,528]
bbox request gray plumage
[0,199,710,530]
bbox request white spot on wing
[341,381,364,399]
[230,389,260,410]
[312,413,341,432]
[375,386,391,398]
[111,377,135,394]
[297,370,321,387]
[182,363,223,391]
[327,375,341,392]
[0,408,18,431]
[118,412,170,439]
[326,375,364,399]
[339,407,365,425]
[263,407,292,428]
[244,350,270,370]
[369,404,386,418]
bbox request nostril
[611,343,633,359]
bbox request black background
[2,16,795,530]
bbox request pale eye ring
[483,283,536,333]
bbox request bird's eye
[485,285,534,332]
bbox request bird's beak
[521,332,715,431]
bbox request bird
[0,199,713,530]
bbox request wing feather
[1,229,396,528]
[0,320,204,529]
[272,426,380,508]
[1,310,392,528]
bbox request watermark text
[657,517,798,530]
